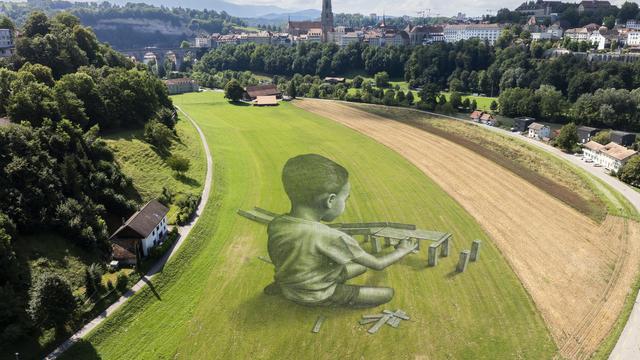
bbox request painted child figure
[265,154,417,308]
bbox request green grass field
[441,92,498,112]
[104,116,206,223]
[62,92,555,359]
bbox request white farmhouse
[528,122,551,140]
[582,141,638,173]
[110,200,170,265]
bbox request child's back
[267,214,366,305]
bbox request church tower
[321,0,334,42]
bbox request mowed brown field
[295,99,640,359]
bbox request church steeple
[321,0,334,42]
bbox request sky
[224,0,630,17]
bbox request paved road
[45,106,213,359]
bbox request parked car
[585,159,593,163]
[594,163,601,167]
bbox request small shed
[577,126,600,144]
[254,95,278,106]
[610,131,636,147]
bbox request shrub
[144,120,173,149]
[116,273,129,293]
[352,76,364,88]
[374,71,390,88]
[166,155,190,176]
[153,107,176,129]
[175,194,200,225]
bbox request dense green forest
[0,11,173,352]
[0,1,246,48]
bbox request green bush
[175,194,200,225]
[116,273,129,293]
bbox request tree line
[195,33,640,131]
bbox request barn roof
[110,200,169,240]
[245,84,281,99]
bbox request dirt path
[45,106,214,360]
[295,99,640,359]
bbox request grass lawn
[62,91,555,359]
[104,116,206,223]
[442,92,498,112]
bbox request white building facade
[0,28,14,58]
[443,24,503,45]
[583,141,638,172]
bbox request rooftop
[110,200,169,240]
[528,122,545,130]
[602,142,637,161]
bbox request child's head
[282,154,350,221]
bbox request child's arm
[352,239,417,271]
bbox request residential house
[627,31,640,46]
[578,1,614,14]
[110,200,169,265]
[195,35,211,48]
[577,126,600,143]
[480,113,497,126]
[583,141,637,172]
[528,122,551,140]
[627,19,640,30]
[164,78,199,95]
[287,21,322,36]
[610,131,637,147]
[338,32,362,47]
[514,117,536,132]
[564,27,590,42]
[405,25,445,46]
[0,28,14,58]
[470,110,483,122]
[244,84,282,101]
[515,0,563,17]
[246,31,272,44]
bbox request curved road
[45,105,213,359]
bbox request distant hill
[106,0,293,18]
[256,9,321,21]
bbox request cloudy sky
[225,0,629,17]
